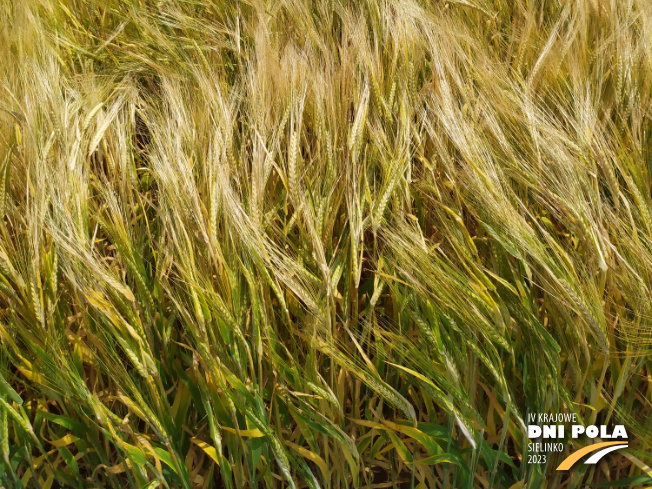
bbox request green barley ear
[0,404,8,467]
[0,398,35,440]
[349,82,369,166]
[0,151,9,220]
[288,130,301,208]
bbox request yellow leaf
[48,434,79,448]
[115,393,148,423]
[622,452,652,478]
[41,472,55,489]
[386,362,443,393]
[191,438,220,466]
[220,425,264,437]
[349,418,385,430]
[98,463,126,474]
[285,440,328,481]
[16,366,46,385]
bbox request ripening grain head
[0,1,651,488]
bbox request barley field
[0,0,651,488]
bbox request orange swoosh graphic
[556,441,626,470]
